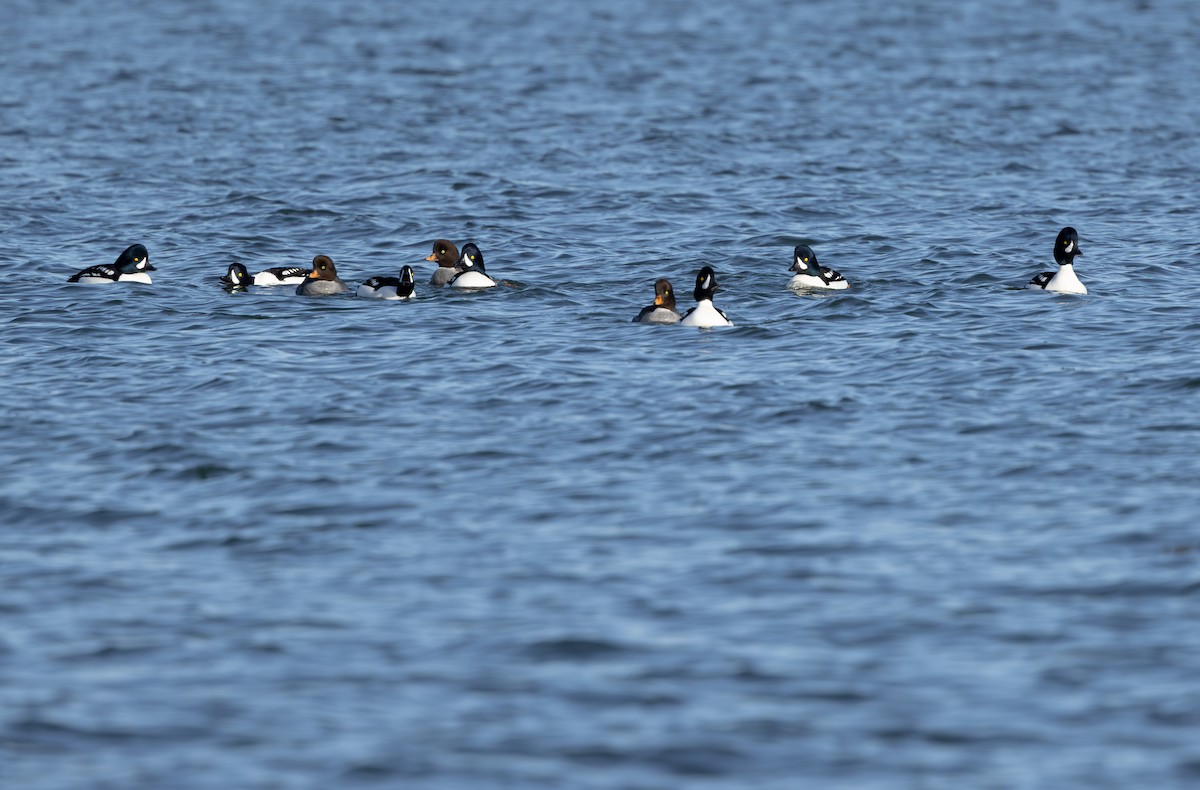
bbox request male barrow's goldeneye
[357,265,416,300]
[680,266,733,328]
[787,244,850,290]
[447,243,497,289]
[632,278,681,324]
[426,239,461,286]
[222,263,309,289]
[295,255,348,296]
[1027,227,1087,294]
[67,244,155,284]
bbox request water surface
[3,0,1200,787]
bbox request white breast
[116,272,153,284]
[680,300,732,328]
[1044,264,1087,294]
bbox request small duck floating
[447,243,497,289]
[632,278,682,324]
[295,255,348,296]
[67,244,155,284]
[1027,227,1086,294]
[680,266,732,328]
[219,263,309,288]
[426,240,461,286]
[787,244,850,290]
[357,266,416,300]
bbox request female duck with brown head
[295,255,348,296]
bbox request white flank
[788,273,848,291]
[254,271,306,286]
[450,272,497,289]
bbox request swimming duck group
[65,226,1089,322]
[212,240,496,298]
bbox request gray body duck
[295,255,348,296]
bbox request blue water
[3,0,1200,787]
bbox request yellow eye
[803,257,809,262]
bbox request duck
[221,262,309,288]
[67,244,155,284]
[632,278,681,324]
[680,266,733,327]
[295,255,348,296]
[250,265,310,286]
[426,239,461,286]
[1027,227,1087,294]
[447,243,497,289]
[787,244,850,290]
[221,263,253,290]
[357,265,416,300]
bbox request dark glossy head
[693,266,719,302]
[456,243,485,273]
[115,244,155,273]
[395,265,416,297]
[790,245,820,274]
[222,262,251,286]
[652,278,676,310]
[308,255,338,280]
[1053,227,1082,265]
[425,239,459,267]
